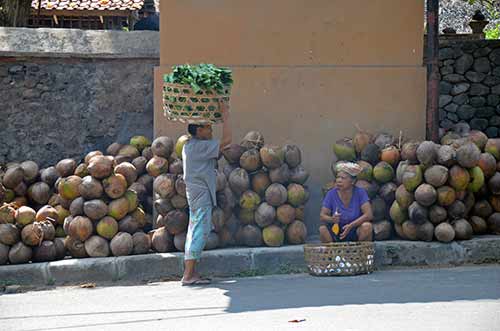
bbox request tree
[0,0,32,27]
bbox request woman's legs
[319,225,333,243]
[356,222,373,241]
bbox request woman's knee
[357,223,373,241]
[319,225,333,243]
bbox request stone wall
[0,28,159,167]
[438,40,500,137]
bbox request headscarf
[335,162,362,178]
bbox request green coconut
[395,185,414,210]
[262,225,284,247]
[448,165,471,192]
[468,167,484,193]
[437,186,457,207]
[402,165,423,192]
[485,139,500,160]
[15,206,36,226]
[287,183,306,207]
[0,204,16,224]
[260,145,285,169]
[333,138,356,161]
[389,201,407,225]
[58,175,82,201]
[238,208,255,225]
[146,156,169,177]
[239,191,261,210]
[357,161,373,181]
[373,161,395,184]
[130,136,151,152]
[175,135,190,159]
[107,197,129,221]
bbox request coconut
[416,141,437,166]
[173,135,189,159]
[169,194,187,210]
[401,141,420,163]
[21,222,44,246]
[41,167,59,187]
[63,215,73,235]
[13,181,27,196]
[281,145,302,169]
[151,227,174,252]
[221,144,245,164]
[240,131,265,150]
[56,159,77,177]
[142,147,153,160]
[78,176,103,200]
[108,197,129,221]
[395,185,414,210]
[353,128,372,154]
[228,168,250,196]
[84,151,103,164]
[264,183,288,207]
[467,167,484,193]
[122,191,138,214]
[0,204,16,224]
[203,232,219,250]
[415,221,434,242]
[276,204,296,225]
[118,145,140,160]
[0,243,9,265]
[0,223,20,245]
[64,236,88,258]
[478,153,497,178]
[109,232,133,256]
[68,197,84,217]
[402,221,418,240]
[374,133,395,149]
[379,182,397,205]
[113,163,137,187]
[15,206,36,226]
[448,200,466,220]
[429,205,447,225]
[146,156,169,177]
[373,220,392,241]
[402,165,423,192]
[394,223,406,239]
[68,216,93,242]
[356,161,373,181]
[372,161,394,184]
[286,220,307,244]
[239,190,261,210]
[12,196,27,207]
[435,186,456,207]
[408,202,428,225]
[52,237,65,260]
[434,222,455,243]
[251,172,271,196]
[473,200,493,219]
[82,199,108,221]
[287,183,306,207]
[129,136,151,152]
[466,130,488,150]
[464,192,476,216]
[389,201,407,225]
[239,149,262,172]
[102,174,128,199]
[57,196,72,210]
[269,163,290,184]
[487,213,500,234]
[448,165,470,192]
[130,208,147,228]
[488,172,500,195]
[217,227,233,248]
[8,242,32,264]
[137,174,153,192]
[74,163,89,177]
[437,145,457,167]
[131,156,148,175]
[260,145,285,169]
[151,136,174,158]
[485,139,500,160]
[106,142,123,156]
[238,225,263,247]
[153,174,176,199]
[211,207,225,233]
[414,184,437,207]
[380,146,400,167]
[452,219,473,240]
[154,198,174,216]
[88,155,115,179]
[455,143,481,169]
[361,143,381,166]
[96,216,118,240]
[132,232,151,255]
[118,215,140,234]
[173,232,186,251]
[55,225,65,238]
[20,160,39,183]
[238,208,255,225]
[372,198,387,221]
[84,235,110,257]
[356,180,379,199]
[36,205,58,224]
[469,216,488,234]
[262,225,284,247]
[57,176,82,201]
[255,203,276,228]
[27,182,51,205]
[164,210,189,235]
[396,160,409,185]
[424,165,449,188]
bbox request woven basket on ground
[163,82,231,124]
[304,242,375,276]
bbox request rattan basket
[304,242,374,276]
[163,82,231,124]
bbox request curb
[1,236,499,286]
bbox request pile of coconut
[0,136,156,264]
[329,125,500,243]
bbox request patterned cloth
[336,162,362,177]
[184,206,213,261]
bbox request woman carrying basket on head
[319,162,374,243]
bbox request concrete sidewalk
[1,236,499,286]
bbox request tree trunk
[0,0,33,27]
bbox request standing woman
[319,162,373,242]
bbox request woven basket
[163,82,231,124]
[304,242,374,276]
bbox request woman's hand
[340,222,355,240]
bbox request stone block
[465,71,486,83]
[473,57,491,74]
[197,248,253,277]
[47,257,117,285]
[115,253,182,281]
[0,263,48,285]
[252,245,306,274]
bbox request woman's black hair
[187,124,202,137]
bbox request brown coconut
[88,155,115,179]
[58,175,82,200]
[146,156,169,177]
[0,243,9,265]
[130,208,147,228]
[277,204,296,225]
[84,235,110,257]
[373,220,392,241]
[452,219,473,240]
[96,216,119,239]
[21,160,39,183]
[478,153,496,178]
[395,185,414,210]
[153,174,176,199]
[217,227,234,248]
[132,232,151,254]
[165,209,189,235]
[56,159,77,177]
[0,223,20,245]
[228,168,250,196]
[79,176,103,200]
[469,216,488,234]
[151,136,174,158]
[361,143,381,166]
[429,205,448,225]
[215,171,227,192]
[416,141,438,166]
[15,206,36,226]
[21,222,44,246]
[356,180,379,199]
[416,221,434,242]
[118,215,140,234]
[108,197,129,221]
[401,141,420,164]
[103,174,128,199]
[379,182,397,205]
[408,202,428,225]
[241,131,265,150]
[53,237,66,260]
[154,198,174,216]
[69,197,84,216]
[269,163,290,184]
[110,232,133,256]
[151,227,174,252]
[106,142,122,156]
[132,156,148,175]
[212,207,225,233]
[240,149,262,172]
[374,133,395,149]
[8,241,32,264]
[448,200,466,220]
[289,166,309,185]
[64,236,88,258]
[262,225,285,247]
[222,144,246,164]
[171,195,188,210]
[434,222,455,243]
[353,128,372,155]
[36,205,59,224]
[283,144,302,168]
[260,145,285,169]
[424,165,449,188]
[238,208,255,225]
[251,172,271,196]
[173,232,186,251]
[115,162,138,186]
[372,197,387,221]
[487,213,500,234]
[394,223,407,239]
[456,143,481,169]
[473,200,493,219]
[41,167,59,187]
[74,163,88,177]
[286,220,307,244]
[118,145,140,160]
[448,165,470,192]
[68,216,93,242]
[83,199,108,221]
[0,204,16,224]
[13,181,27,196]
[84,150,103,164]
[255,203,276,228]
[414,184,437,207]
[402,221,418,240]
[437,145,457,167]
[437,186,457,207]
[142,146,154,160]
[12,196,27,207]
[39,221,55,241]
[28,182,51,205]
[380,146,401,167]
[488,173,500,195]
[168,158,183,175]
[238,224,263,247]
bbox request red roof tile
[31,0,144,11]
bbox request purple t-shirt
[322,187,370,227]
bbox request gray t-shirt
[182,138,220,210]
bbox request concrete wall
[0,28,159,167]
[155,0,427,234]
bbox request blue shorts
[326,223,358,242]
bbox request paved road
[0,265,499,331]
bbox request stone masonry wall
[439,40,500,137]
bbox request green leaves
[163,63,233,94]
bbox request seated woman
[319,162,373,242]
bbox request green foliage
[163,63,233,94]
[485,23,500,39]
